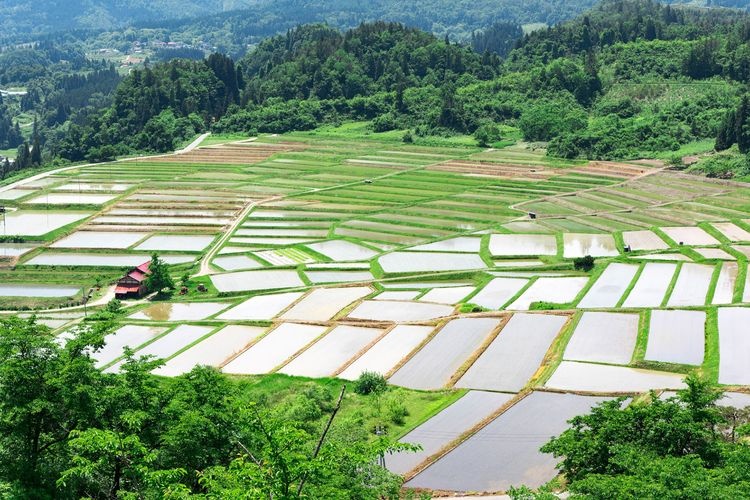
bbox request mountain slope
[0,0,260,35]
[1,0,600,42]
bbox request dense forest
[0,0,258,37]
[52,1,750,168]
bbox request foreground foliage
[516,376,750,498]
[0,317,410,498]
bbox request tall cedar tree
[145,253,174,292]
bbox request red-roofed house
[115,261,151,299]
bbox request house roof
[127,270,147,283]
[115,285,140,295]
[117,260,151,285]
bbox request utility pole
[375,426,386,468]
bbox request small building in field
[115,261,150,300]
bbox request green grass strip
[703,307,720,384]
[660,261,684,307]
[631,309,651,364]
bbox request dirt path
[197,195,282,276]
[176,132,210,154]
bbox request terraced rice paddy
[210,270,305,292]
[563,312,638,364]
[212,255,264,271]
[456,314,568,392]
[1,211,90,235]
[134,234,215,252]
[222,323,328,375]
[387,390,514,475]
[348,300,453,322]
[0,284,81,297]
[153,325,266,376]
[666,263,714,306]
[15,134,750,495]
[25,193,117,205]
[507,276,588,310]
[621,263,676,308]
[645,310,705,365]
[93,325,167,368]
[279,286,371,321]
[661,226,719,246]
[338,325,433,380]
[622,230,669,250]
[545,361,686,392]
[562,233,618,257]
[404,392,611,491]
[305,240,377,260]
[25,253,194,267]
[279,325,384,377]
[379,251,486,273]
[489,234,557,256]
[718,307,750,385]
[129,302,228,321]
[104,324,214,373]
[470,277,528,309]
[419,285,475,304]
[578,263,639,308]
[389,318,501,390]
[51,231,149,249]
[712,222,750,241]
[216,292,304,320]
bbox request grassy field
[231,374,464,440]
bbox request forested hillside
[115,0,600,56]
[0,0,259,37]
[1,0,600,44]
[9,0,750,179]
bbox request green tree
[474,122,502,147]
[533,375,750,498]
[199,402,408,499]
[354,371,388,396]
[145,253,174,293]
[736,95,750,154]
[519,100,587,142]
[30,119,42,166]
[0,318,111,495]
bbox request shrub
[573,255,595,271]
[386,398,409,425]
[371,112,399,132]
[354,371,388,396]
[105,299,122,314]
[474,122,502,147]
